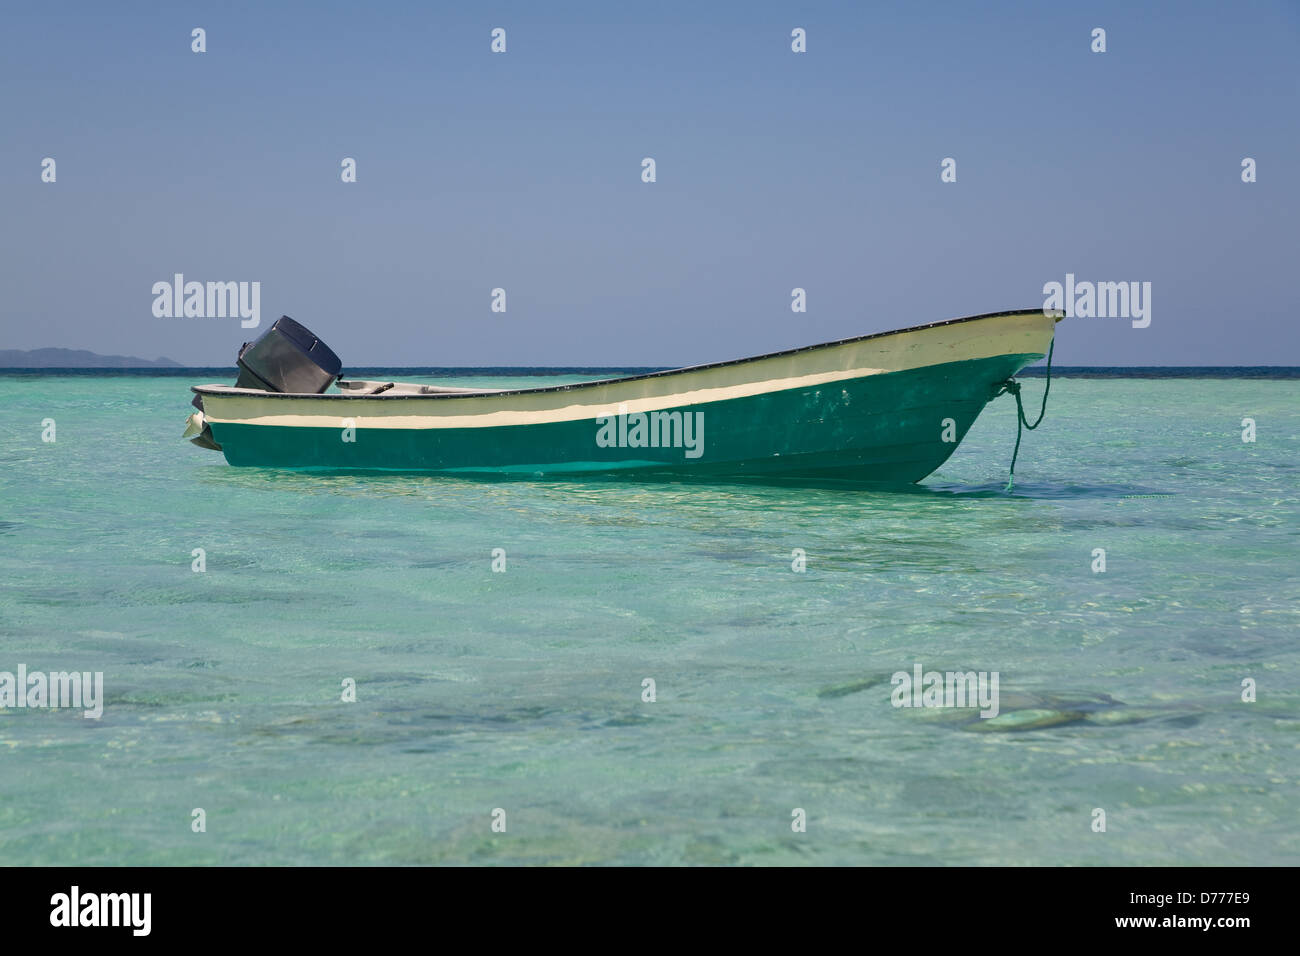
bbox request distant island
[0,348,182,368]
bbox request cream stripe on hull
[196,310,1056,430]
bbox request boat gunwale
[191,308,1057,402]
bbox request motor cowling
[234,315,342,394]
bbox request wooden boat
[184,310,1059,483]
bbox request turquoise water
[0,373,1296,866]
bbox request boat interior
[335,379,506,396]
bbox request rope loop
[995,339,1054,491]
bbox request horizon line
[4,364,1300,376]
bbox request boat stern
[182,315,341,456]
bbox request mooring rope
[994,339,1054,491]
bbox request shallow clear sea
[0,372,1296,866]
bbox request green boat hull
[207,352,1035,483]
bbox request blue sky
[1,0,1297,366]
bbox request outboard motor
[187,316,342,450]
[233,315,343,394]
